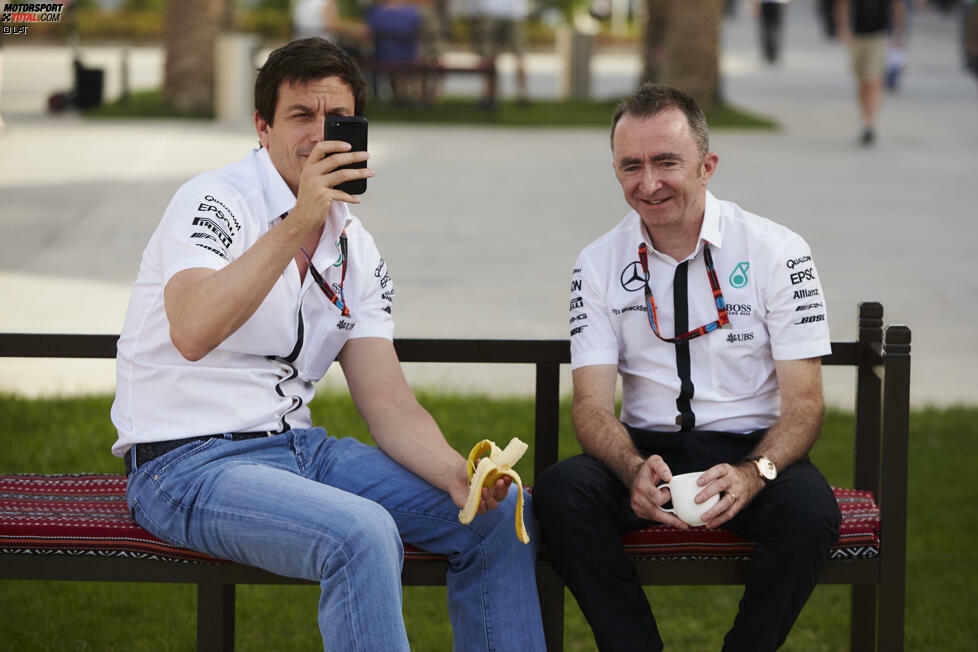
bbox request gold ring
[727,492,738,502]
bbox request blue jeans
[125,428,546,651]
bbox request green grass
[1,394,975,650]
[85,89,214,120]
[86,89,776,129]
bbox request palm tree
[163,0,225,114]
[642,0,724,111]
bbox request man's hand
[695,462,766,529]
[629,455,689,529]
[290,140,373,231]
[450,460,513,513]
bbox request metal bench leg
[850,584,877,651]
[197,583,235,652]
[537,564,565,652]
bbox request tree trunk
[163,0,223,114]
[642,0,724,111]
[640,0,668,84]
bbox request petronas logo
[729,262,749,288]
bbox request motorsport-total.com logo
[1,2,65,36]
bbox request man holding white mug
[533,83,842,652]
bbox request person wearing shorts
[837,0,906,145]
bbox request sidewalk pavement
[1,0,975,406]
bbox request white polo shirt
[570,191,830,434]
[110,148,394,457]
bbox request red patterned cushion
[0,474,879,565]
[620,487,880,561]
[0,474,441,564]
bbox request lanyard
[637,241,730,343]
[302,230,349,317]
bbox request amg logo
[795,302,824,312]
[570,296,584,310]
[570,313,588,323]
[192,217,232,248]
[793,288,820,300]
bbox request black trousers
[533,428,841,652]
[760,3,785,63]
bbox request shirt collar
[255,147,352,253]
[701,190,722,249]
[637,189,723,261]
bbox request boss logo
[794,314,825,325]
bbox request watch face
[758,458,777,480]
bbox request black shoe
[860,128,875,147]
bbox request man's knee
[534,455,618,528]
[533,456,586,521]
[764,471,842,552]
[323,501,402,576]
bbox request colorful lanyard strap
[302,230,349,317]
[637,241,730,343]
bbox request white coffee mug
[656,471,720,527]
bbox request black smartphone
[324,115,368,195]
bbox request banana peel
[458,438,530,544]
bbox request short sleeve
[348,227,395,341]
[157,185,249,285]
[763,235,831,361]
[569,252,619,370]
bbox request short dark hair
[255,38,366,124]
[610,83,710,159]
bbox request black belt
[124,430,283,475]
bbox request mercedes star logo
[620,261,648,292]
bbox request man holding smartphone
[111,37,545,651]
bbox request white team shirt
[570,191,830,434]
[110,148,394,456]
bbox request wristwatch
[746,455,777,483]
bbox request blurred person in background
[837,0,906,145]
[293,0,368,56]
[475,0,530,107]
[754,0,792,64]
[964,0,978,84]
[366,0,424,103]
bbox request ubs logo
[620,261,648,292]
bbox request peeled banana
[458,438,530,544]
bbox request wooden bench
[359,56,498,106]
[0,301,910,651]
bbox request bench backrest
[0,301,910,497]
